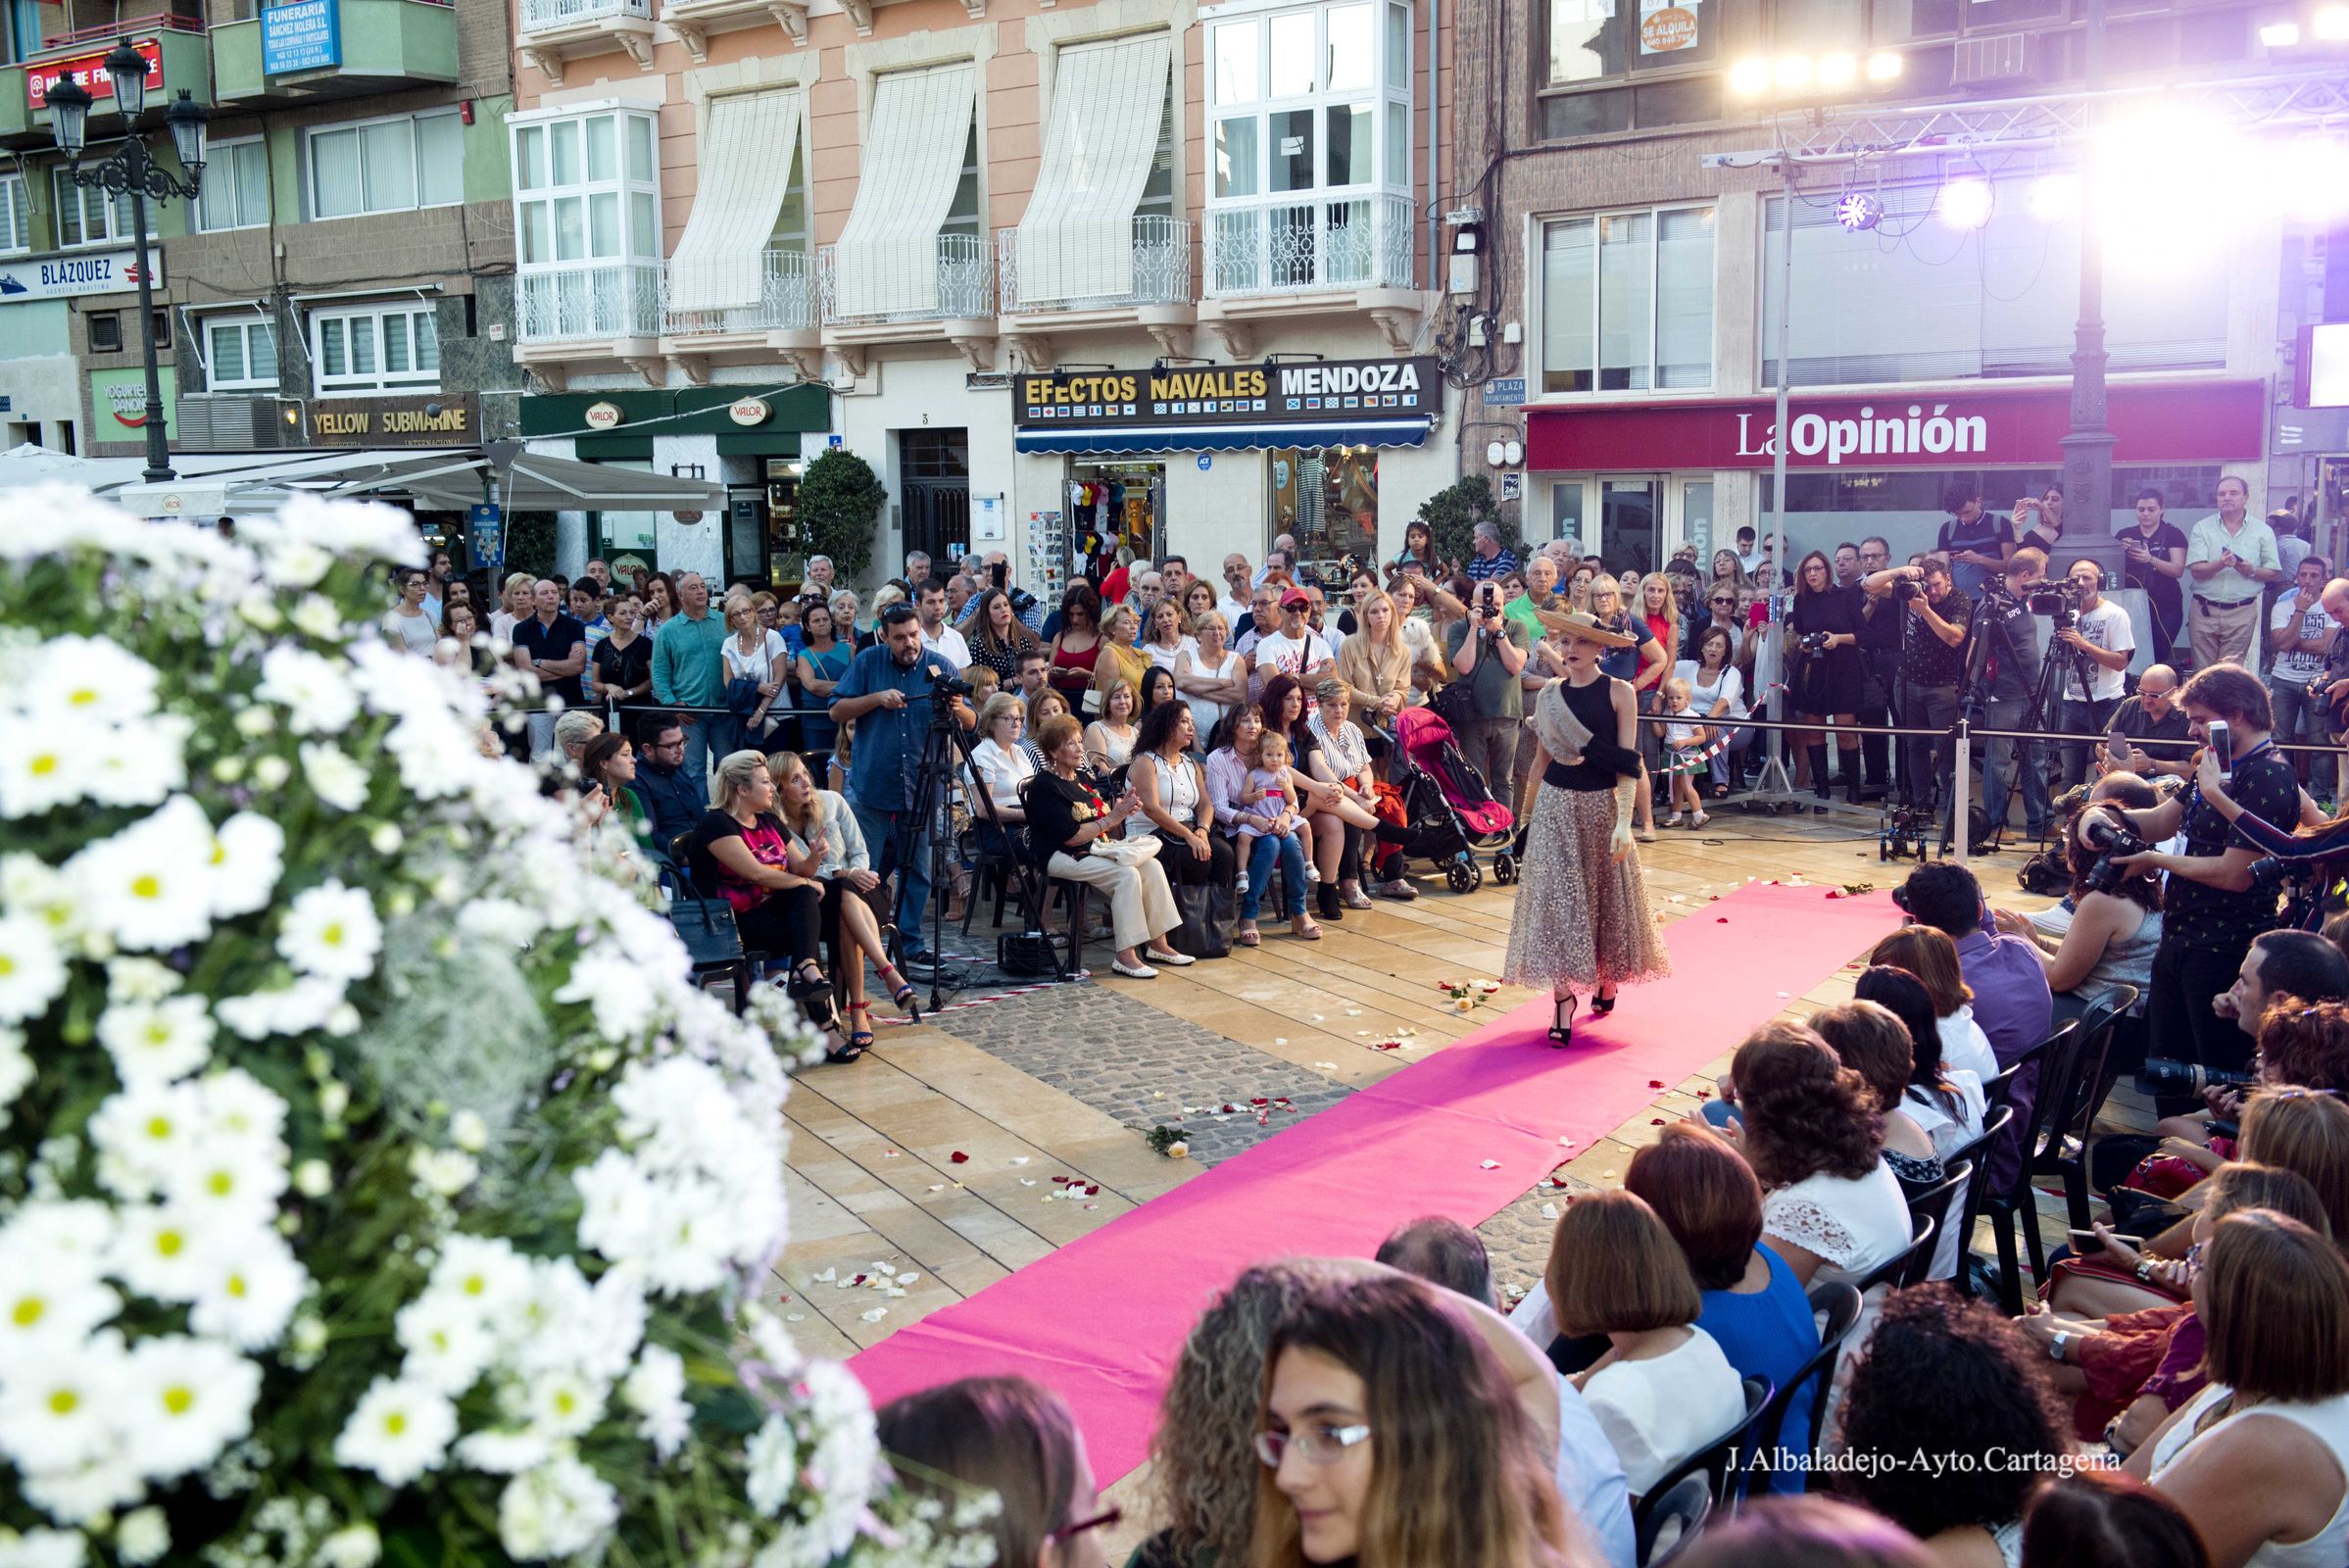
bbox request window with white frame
[52,173,147,247]
[311,304,438,393]
[512,108,661,270]
[1540,204,1716,394]
[307,110,463,220]
[197,139,270,232]
[0,174,27,254]
[1204,0,1414,292]
[203,316,279,392]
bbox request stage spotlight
[1937,175,1994,229]
[1729,57,1772,96]
[1835,190,1885,231]
[2027,172,2080,222]
[1866,50,1903,80]
[2261,20,2302,44]
[2317,5,2349,39]
[1817,52,1858,87]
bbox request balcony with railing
[514,261,662,387]
[817,233,996,373]
[995,215,1197,370]
[1198,191,1426,357]
[999,215,1194,313]
[516,0,654,80]
[660,243,823,379]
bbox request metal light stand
[42,46,209,486]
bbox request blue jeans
[678,716,714,793]
[1979,697,2051,835]
[2055,695,2121,793]
[849,797,934,958]
[2270,671,2321,784]
[1242,831,1308,920]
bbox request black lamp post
[44,40,208,485]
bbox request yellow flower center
[156,1229,184,1258]
[212,842,228,866]
[13,1296,42,1327]
[163,1386,194,1416]
[384,1411,409,1437]
[145,1114,174,1141]
[0,956,14,978]
[322,922,345,948]
[29,754,58,777]
[49,1389,77,1417]
[68,687,98,708]
[145,1020,174,1047]
[226,1272,248,1298]
[208,1169,234,1197]
[462,1273,485,1297]
[554,1391,576,1416]
[131,874,163,900]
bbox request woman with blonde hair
[1144,597,1194,672]
[722,590,788,752]
[1176,610,1249,740]
[767,750,915,1059]
[1087,677,1142,778]
[1336,589,1414,730]
[1094,602,1152,701]
[491,570,536,641]
[1251,1271,1577,1568]
[683,749,838,1044]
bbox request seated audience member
[1811,999,1950,1196]
[767,752,913,1061]
[1671,1496,1936,1568]
[1867,927,2000,1084]
[1023,711,1190,980]
[968,692,1036,855]
[1627,1123,1822,1494]
[630,712,707,848]
[1129,699,1237,916]
[1023,687,1074,773]
[2103,662,2198,781]
[875,1376,1116,1568]
[1253,1273,1577,1568]
[684,750,835,1037]
[553,708,606,771]
[2055,1087,2349,1321]
[2130,1209,2349,1568]
[578,731,648,843]
[1849,965,1989,1167]
[1897,861,2055,1067]
[1835,1289,2071,1568]
[1377,1217,1636,1568]
[1720,1022,1912,1292]
[1132,1261,1332,1568]
[1993,801,2165,1023]
[2020,1469,2212,1568]
[2020,1160,2326,1453]
[1545,1190,1746,1498]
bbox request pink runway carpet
[850,882,1900,1482]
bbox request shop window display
[1272,446,1379,575]
[1069,461,1166,582]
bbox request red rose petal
[1086,1183,1101,1196]
[1249,1097,1270,1106]
[1650,1117,1668,1126]
[1648,1079,1666,1089]
[950,1151,970,1163]
[1716,916,1729,923]
[1549,1175,1571,1188]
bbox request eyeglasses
[1254,1424,1372,1467]
[1045,1505,1123,1545]
[1710,597,1737,607]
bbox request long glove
[1609,775,1637,863]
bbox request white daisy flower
[204,811,285,920]
[102,957,181,1004]
[0,912,68,1024]
[214,975,346,1040]
[0,1328,129,1475]
[187,1233,307,1351]
[332,1377,457,1488]
[744,1413,802,1518]
[24,634,160,722]
[0,853,88,945]
[95,996,217,1086]
[393,1292,496,1396]
[0,1272,120,1358]
[495,1456,619,1563]
[82,713,192,810]
[516,1368,606,1441]
[0,730,94,819]
[452,1428,551,1476]
[276,882,381,983]
[425,1235,533,1321]
[118,1334,262,1481]
[300,742,371,812]
[162,1137,289,1229]
[316,1525,381,1568]
[20,1453,142,1528]
[86,1080,206,1200]
[197,1067,290,1148]
[0,1526,94,1566]
[406,1148,477,1198]
[114,1506,170,1565]
[254,645,361,735]
[620,1344,690,1460]
[64,796,220,953]
[108,1201,230,1302]
[0,1199,117,1284]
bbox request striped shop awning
[1014,417,1436,455]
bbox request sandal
[784,961,831,1001]
[1591,987,1618,1016]
[826,1003,874,1063]
[1548,994,1575,1049]
[878,963,920,1023]
[1711,783,1731,800]
[1688,810,1710,830]
[1236,923,1262,947]
[1295,917,1323,941]
[1662,811,1686,828]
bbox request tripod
[1962,600,2092,856]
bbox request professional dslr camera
[1797,630,1834,654]
[1890,576,1922,603]
[2026,579,2086,631]
[2136,1058,2258,1099]
[2074,806,2151,896]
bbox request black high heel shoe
[1548,994,1576,1049]
[1590,988,1618,1017]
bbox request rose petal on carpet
[848,882,1899,1482]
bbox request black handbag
[1167,877,1231,959]
[1431,669,1480,730]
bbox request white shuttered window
[1014,32,1173,304]
[833,63,978,318]
[668,88,802,313]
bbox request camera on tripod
[930,670,976,703]
[2137,1058,2258,1099]
[2027,580,2086,629]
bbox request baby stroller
[1379,707,1518,894]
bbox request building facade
[0,0,520,547]
[1448,0,2347,579]
[504,0,1459,594]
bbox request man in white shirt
[1218,553,1252,630]
[1249,586,1337,683]
[2049,559,2135,789]
[2268,555,2334,788]
[1252,535,1297,587]
[915,580,971,671]
[2185,475,2280,672]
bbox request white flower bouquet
[0,492,991,1568]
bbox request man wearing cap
[1251,586,1338,683]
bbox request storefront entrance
[1068,459,1165,582]
[1544,471,1715,577]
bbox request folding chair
[1632,1375,1773,1545]
[1636,1475,1712,1567]
[1741,1281,1863,1495]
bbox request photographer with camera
[829,603,976,974]
[2050,560,2137,791]
[1445,574,1534,805]
[1975,547,2056,843]
[1787,551,1867,806]
[2104,663,2299,1115]
[1865,555,1972,816]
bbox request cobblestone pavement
[934,981,1353,1166]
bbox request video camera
[2025,580,2088,630]
[2136,1058,2258,1099]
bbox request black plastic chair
[1637,1474,1713,1567]
[2031,985,2138,1243]
[663,830,757,1012]
[1632,1375,1773,1544]
[1742,1280,1863,1495]
[1983,1031,2054,1115]
[1856,1210,1938,1295]
[1939,1102,2016,1299]
[1900,1158,1974,1285]
[1973,1019,2081,1310]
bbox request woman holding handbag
[1023,711,1190,980]
[722,591,788,754]
[1129,698,1233,959]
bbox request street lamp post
[2058,0,2114,538]
[42,40,209,485]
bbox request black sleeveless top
[1546,676,1628,793]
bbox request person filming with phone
[2102,663,2298,1114]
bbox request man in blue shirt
[1464,521,1521,583]
[651,571,728,786]
[1934,483,2016,599]
[830,603,973,968]
[511,578,587,762]
[628,710,708,854]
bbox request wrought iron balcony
[817,232,994,326]
[1203,192,1415,298]
[518,0,650,29]
[515,260,662,343]
[998,215,1195,315]
[662,243,817,336]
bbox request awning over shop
[405,452,727,513]
[93,448,727,518]
[1014,417,1436,456]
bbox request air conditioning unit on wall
[1953,31,2035,86]
[178,396,300,452]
